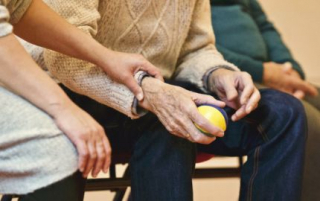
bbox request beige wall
[259,0,320,85]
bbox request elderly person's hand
[139,78,226,144]
[208,69,261,121]
[263,62,318,99]
[49,102,111,178]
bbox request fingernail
[137,93,143,101]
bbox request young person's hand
[100,51,163,101]
[208,69,261,121]
[50,102,111,178]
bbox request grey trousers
[0,86,78,194]
[301,88,320,201]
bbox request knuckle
[195,119,206,128]
[242,71,251,78]
[80,150,89,158]
[106,148,112,156]
[122,73,131,81]
[192,134,202,142]
[106,148,112,155]
[91,152,97,159]
[79,132,89,140]
[91,127,99,135]
[99,152,106,159]
[134,54,145,62]
[97,126,105,135]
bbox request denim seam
[245,117,269,142]
[247,146,260,201]
[257,124,269,142]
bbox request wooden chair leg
[1,195,13,201]
[113,165,130,201]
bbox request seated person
[23,0,307,200]
[210,0,320,199]
[0,0,161,200]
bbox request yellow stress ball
[195,104,228,137]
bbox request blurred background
[261,0,320,85]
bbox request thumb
[125,77,144,101]
[282,62,292,74]
[293,90,305,99]
[140,62,164,82]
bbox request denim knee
[256,89,307,141]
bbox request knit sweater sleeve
[41,0,139,119]
[174,0,239,92]
[0,5,12,37]
[250,0,305,79]
[0,0,32,37]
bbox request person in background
[0,0,161,200]
[23,0,308,200]
[210,0,320,200]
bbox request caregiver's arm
[13,0,162,100]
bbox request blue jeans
[62,84,307,201]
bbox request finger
[75,140,89,173]
[83,141,97,178]
[293,90,305,99]
[223,80,238,101]
[192,92,226,108]
[282,62,293,74]
[189,105,224,138]
[231,104,247,121]
[171,111,213,143]
[306,83,318,96]
[92,140,106,177]
[291,79,318,96]
[184,118,217,144]
[245,88,261,114]
[102,136,112,173]
[239,79,255,105]
[140,62,164,82]
[123,77,144,101]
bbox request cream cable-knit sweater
[0,0,31,37]
[23,0,238,119]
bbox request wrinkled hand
[263,62,318,99]
[139,78,226,144]
[102,51,163,101]
[208,69,261,121]
[50,102,111,178]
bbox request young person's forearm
[0,34,73,117]
[13,0,111,69]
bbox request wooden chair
[85,153,243,201]
[1,153,243,201]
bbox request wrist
[262,62,270,83]
[91,47,114,71]
[138,77,163,111]
[208,68,232,92]
[45,99,75,119]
